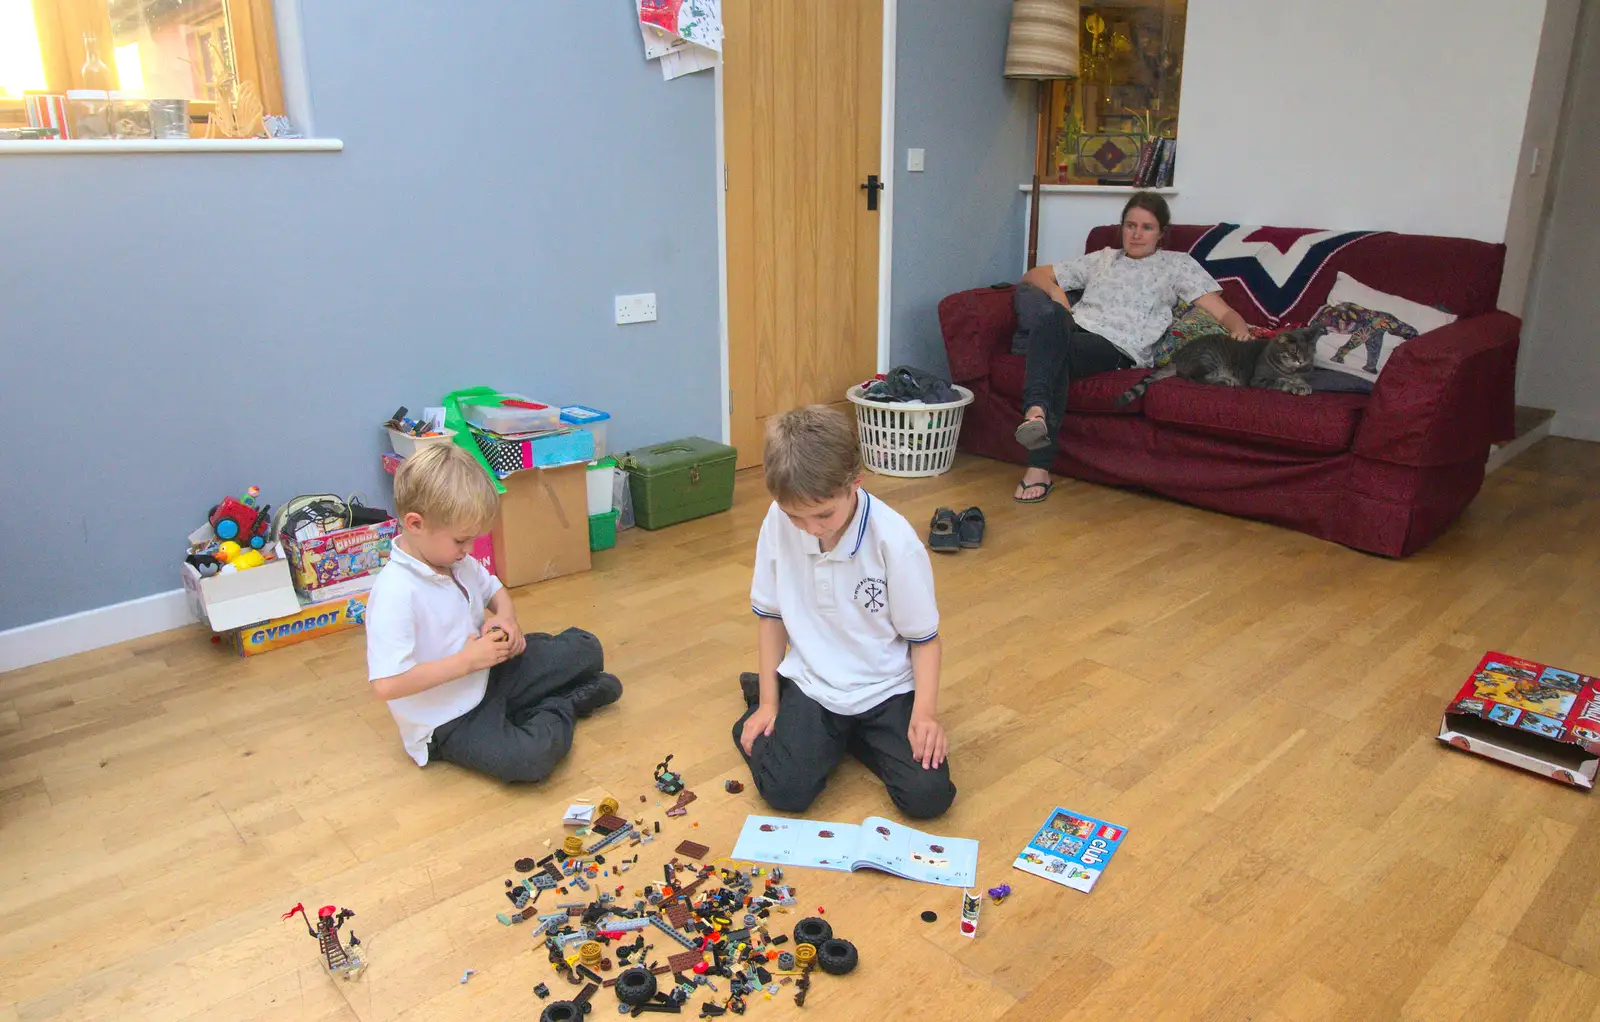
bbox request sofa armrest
[938,284,1018,387]
[1352,311,1521,466]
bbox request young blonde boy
[365,443,621,782]
[734,406,955,819]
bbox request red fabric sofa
[940,224,1520,557]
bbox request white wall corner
[0,590,198,674]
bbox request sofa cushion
[991,355,1149,415]
[1142,380,1370,454]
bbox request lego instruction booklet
[731,814,978,888]
[1012,806,1128,893]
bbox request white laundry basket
[847,384,974,478]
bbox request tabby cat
[1114,326,1324,408]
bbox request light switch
[907,148,925,172]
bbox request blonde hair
[393,443,499,533]
[763,405,862,505]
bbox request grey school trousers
[733,675,956,820]
[426,628,601,783]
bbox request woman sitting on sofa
[1012,191,1252,503]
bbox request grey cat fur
[1114,326,1325,408]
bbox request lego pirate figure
[283,902,365,978]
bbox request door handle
[860,174,884,211]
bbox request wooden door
[724,0,883,469]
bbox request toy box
[620,437,737,531]
[231,591,370,656]
[282,518,397,601]
[1438,651,1600,789]
[181,557,303,632]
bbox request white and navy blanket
[1186,224,1383,324]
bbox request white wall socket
[615,293,658,325]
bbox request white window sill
[1019,183,1178,195]
[0,138,343,154]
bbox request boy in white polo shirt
[365,443,621,782]
[735,405,955,819]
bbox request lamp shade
[1003,0,1080,80]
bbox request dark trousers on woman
[1019,300,1133,468]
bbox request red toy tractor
[209,496,272,549]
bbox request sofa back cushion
[1084,224,1506,327]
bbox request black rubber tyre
[792,916,832,946]
[816,937,858,976]
[540,1000,586,1022]
[613,966,657,1007]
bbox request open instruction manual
[730,814,978,888]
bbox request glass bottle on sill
[71,34,113,139]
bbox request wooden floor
[5,439,1600,1022]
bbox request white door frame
[715,0,898,444]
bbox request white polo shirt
[750,490,939,716]
[365,542,503,766]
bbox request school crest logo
[853,577,886,612]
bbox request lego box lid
[1438,651,1600,789]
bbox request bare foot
[1014,467,1052,502]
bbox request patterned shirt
[1052,248,1222,366]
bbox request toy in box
[1438,651,1600,789]
[282,518,398,600]
[232,592,369,656]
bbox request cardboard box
[232,591,369,656]
[282,517,397,600]
[1438,651,1600,789]
[181,557,303,632]
[492,462,591,587]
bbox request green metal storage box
[621,437,737,530]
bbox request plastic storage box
[561,405,612,458]
[586,457,616,516]
[588,509,620,551]
[385,425,457,457]
[461,394,560,435]
[620,437,737,531]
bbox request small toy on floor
[283,902,365,979]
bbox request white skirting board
[1486,418,1555,474]
[0,590,198,674]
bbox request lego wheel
[816,937,858,976]
[613,966,657,1006]
[539,1001,586,1022]
[793,916,832,946]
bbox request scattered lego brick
[592,813,629,835]
[668,949,704,974]
[675,840,710,861]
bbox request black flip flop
[956,507,985,548]
[1014,417,1052,450]
[1014,479,1054,504]
[928,508,960,552]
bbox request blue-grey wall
[0,1,719,630]
[889,0,1035,374]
